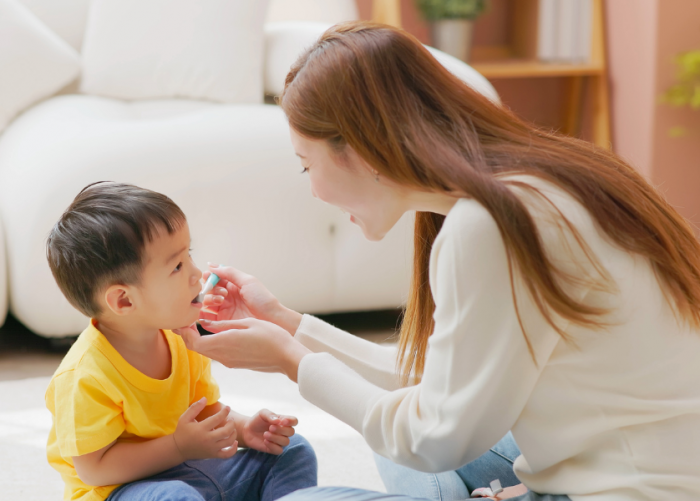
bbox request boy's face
[128,221,204,330]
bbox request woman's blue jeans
[106,434,317,501]
[279,433,570,501]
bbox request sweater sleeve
[295,314,403,391]
[298,200,564,473]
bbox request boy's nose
[191,266,202,285]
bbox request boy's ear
[103,285,135,316]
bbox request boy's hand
[240,409,298,455]
[173,398,238,460]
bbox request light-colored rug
[0,363,386,500]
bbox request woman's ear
[103,285,135,316]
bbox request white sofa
[0,1,498,338]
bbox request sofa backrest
[15,0,498,104]
[17,0,359,53]
[18,0,90,51]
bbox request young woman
[177,22,700,500]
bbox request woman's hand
[200,264,302,335]
[178,317,312,381]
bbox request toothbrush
[195,273,220,304]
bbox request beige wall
[607,0,700,228]
[650,1,700,228]
[605,0,658,178]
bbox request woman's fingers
[209,264,253,288]
[174,324,202,350]
[198,319,251,333]
[202,294,225,306]
[198,310,219,323]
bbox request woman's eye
[300,167,309,174]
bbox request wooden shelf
[470,60,604,79]
[370,0,611,149]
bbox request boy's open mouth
[191,293,202,304]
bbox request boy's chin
[165,316,199,333]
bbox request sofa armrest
[263,21,500,105]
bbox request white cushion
[80,0,270,103]
[0,0,81,132]
[18,0,91,51]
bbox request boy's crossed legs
[107,434,317,501]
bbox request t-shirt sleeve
[51,370,125,458]
[192,355,220,405]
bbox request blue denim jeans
[106,434,317,501]
[278,433,570,501]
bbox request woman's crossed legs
[279,433,570,501]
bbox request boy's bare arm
[73,434,184,487]
[73,398,237,487]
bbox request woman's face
[289,127,407,241]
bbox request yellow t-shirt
[45,321,220,501]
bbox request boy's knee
[161,481,203,501]
[285,434,317,462]
[282,434,317,474]
[109,480,202,501]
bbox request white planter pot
[431,19,475,63]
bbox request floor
[0,310,401,499]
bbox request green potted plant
[661,49,700,136]
[415,0,488,62]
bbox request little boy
[45,182,317,501]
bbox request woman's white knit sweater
[294,175,700,500]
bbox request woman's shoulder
[443,174,602,246]
[439,173,615,284]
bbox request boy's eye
[174,262,183,272]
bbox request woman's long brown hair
[280,22,700,385]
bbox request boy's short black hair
[46,182,186,317]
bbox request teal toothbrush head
[195,273,220,304]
